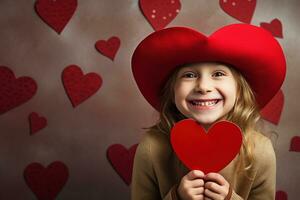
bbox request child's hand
[203,173,231,200]
[177,170,205,200]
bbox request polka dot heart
[29,112,48,135]
[107,144,138,185]
[219,0,256,24]
[0,66,37,115]
[62,65,102,107]
[35,0,77,34]
[139,0,181,31]
[95,36,121,61]
[24,161,69,200]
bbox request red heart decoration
[171,119,242,174]
[219,0,256,24]
[276,190,288,200]
[139,0,181,31]
[260,89,284,125]
[29,112,47,135]
[35,0,77,34]
[260,18,283,38]
[289,136,300,152]
[95,36,121,61]
[107,144,138,185]
[0,66,37,115]
[62,65,102,107]
[24,161,69,200]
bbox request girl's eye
[182,72,197,78]
[213,71,225,77]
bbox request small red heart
[260,18,283,38]
[29,112,47,135]
[276,190,288,200]
[107,144,138,185]
[171,119,242,174]
[260,89,284,125]
[24,161,69,200]
[62,65,102,107]
[289,136,300,152]
[139,0,181,31]
[35,0,77,34]
[0,66,37,115]
[95,36,121,61]
[219,0,256,24]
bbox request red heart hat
[131,24,286,110]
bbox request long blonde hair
[148,63,261,175]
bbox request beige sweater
[131,130,276,200]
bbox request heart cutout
[95,36,121,61]
[62,65,102,107]
[29,112,47,135]
[139,0,181,31]
[260,18,283,38]
[171,119,242,174]
[0,66,37,115]
[276,190,288,200]
[107,144,138,185]
[219,0,256,24]
[289,136,300,152]
[35,0,77,34]
[24,161,69,200]
[260,89,284,125]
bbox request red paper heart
[276,190,288,200]
[260,89,284,125]
[62,65,102,107]
[139,0,181,31]
[171,119,242,174]
[260,18,283,38]
[95,36,121,61]
[0,66,37,115]
[289,136,300,152]
[219,0,256,24]
[35,0,77,34]
[24,161,69,200]
[29,112,47,135]
[107,144,138,185]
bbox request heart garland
[35,0,77,34]
[171,119,242,174]
[107,144,138,185]
[62,65,102,107]
[0,66,37,115]
[24,161,69,200]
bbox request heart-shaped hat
[131,24,286,110]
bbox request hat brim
[132,24,286,111]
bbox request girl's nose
[194,77,213,94]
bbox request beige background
[0,0,299,199]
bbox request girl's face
[174,62,237,129]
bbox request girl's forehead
[179,62,231,71]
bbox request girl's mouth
[188,99,222,109]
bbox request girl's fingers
[204,181,223,194]
[204,188,220,200]
[191,187,205,195]
[204,172,227,186]
[187,170,205,180]
[190,178,205,188]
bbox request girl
[130,24,286,200]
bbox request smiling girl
[131,24,286,200]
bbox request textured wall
[0,0,299,199]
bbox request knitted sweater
[131,130,276,200]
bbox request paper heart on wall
[0,66,37,115]
[219,0,256,24]
[171,119,242,174]
[35,0,77,34]
[260,89,284,125]
[276,190,288,200]
[62,65,102,107]
[139,0,181,31]
[29,112,47,135]
[260,18,283,38]
[289,136,300,152]
[107,144,138,185]
[95,36,121,61]
[24,161,69,200]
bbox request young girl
[130,24,286,200]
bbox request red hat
[131,24,286,111]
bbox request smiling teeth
[191,100,218,106]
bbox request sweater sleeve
[248,138,276,200]
[131,135,175,200]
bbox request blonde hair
[148,63,261,176]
